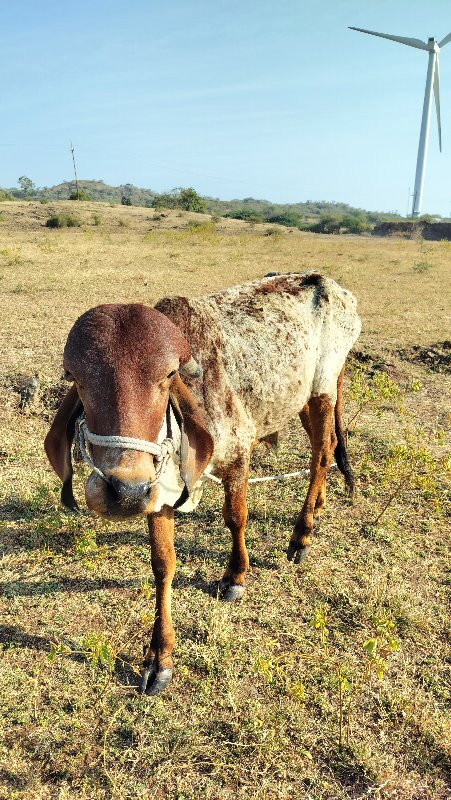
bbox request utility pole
[70,142,79,200]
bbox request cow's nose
[109,477,152,505]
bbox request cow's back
[155,273,360,462]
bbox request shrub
[307,214,342,234]
[306,213,371,235]
[153,187,207,213]
[45,214,81,228]
[0,189,13,202]
[341,214,371,234]
[267,211,302,228]
[69,189,91,201]
[224,208,264,224]
[92,214,101,226]
[121,195,132,206]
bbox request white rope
[75,416,175,486]
[204,463,337,485]
[83,426,162,456]
[75,411,338,493]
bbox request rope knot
[156,438,175,462]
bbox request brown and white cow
[45,272,361,695]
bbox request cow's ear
[44,384,83,512]
[170,374,213,492]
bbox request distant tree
[224,208,264,223]
[341,215,370,234]
[18,176,36,196]
[153,187,207,213]
[121,195,132,206]
[307,214,342,234]
[267,211,302,228]
[69,189,90,201]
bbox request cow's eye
[167,369,177,379]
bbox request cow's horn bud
[180,356,203,379]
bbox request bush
[121,195,132,206]
[307,214,342,234]
[341,214,371,234]
[224,208,264,224]
[306,213,371,235]
[0,189,13,202]
[45,214,81,228]
[69,189,91,201]
[153,187,207,213]
[267,211,302,228]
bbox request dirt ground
[0,201,449,800]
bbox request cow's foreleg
[219,462,250,601]
[140,506,176,696]
[287,395,337,564]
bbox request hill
[3,179,403,226]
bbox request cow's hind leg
[287,395,337,564]
[299,403,327,519]
[219,458,250,602]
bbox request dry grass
[0,202,450,800]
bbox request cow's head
[44,304,213,518]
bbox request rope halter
[74,407,177,488]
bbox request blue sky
[1,0,451,214]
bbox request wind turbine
[349,26,451,217]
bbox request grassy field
[0,201,449,800]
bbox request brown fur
[45,273,360,693]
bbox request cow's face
[61,304,191,518]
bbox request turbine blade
[439,32,451,47]
[433,54,442,151]
[349,26,429,50]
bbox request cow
[44,272,361,695]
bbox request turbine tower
[349,26,451,217]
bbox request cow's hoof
[139,664,173,696]
[218,578,246,602]
[286,542,310,564]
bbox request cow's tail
[334,365,355,495]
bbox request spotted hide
[45,271,360,696]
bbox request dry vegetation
[0,201,449,800]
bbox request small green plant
[373,437,443,524]
[413,260,433,272]
[45,214,81,228]
[121,195,132,206]
[0,246,22,265]
[92,213,102,226]
[81,633,116,673]
[254,653,306,700]
[309,602,329,649]
[347,364,401,428]
[363,612,399,681]
[74,526,98,569]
